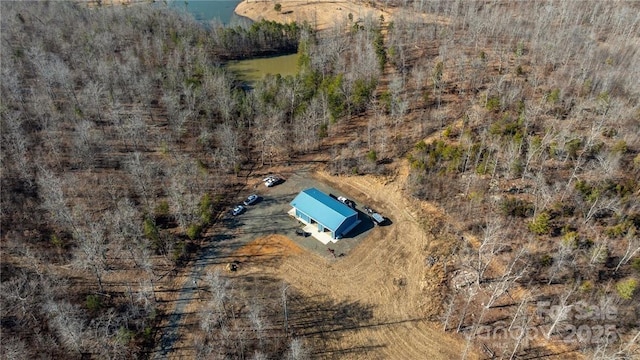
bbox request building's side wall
[295,207,337,237]
[295,209,311,223]
[334,214,358,238]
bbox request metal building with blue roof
[290,188,359,240]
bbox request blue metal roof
[290,188,357,231]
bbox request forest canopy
[1,0,639,359]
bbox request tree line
[2,0,638,358]
[383,1,640,358]
[0,1,388,358]
[212,20,305,59]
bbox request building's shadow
[341,209,375,238]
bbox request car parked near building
[264,176,282,187]
[231,205,245,216]
[337,196,356,209]
[243,194,259,206]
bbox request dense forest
[1,0,639,359]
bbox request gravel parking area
[221,168,375,258]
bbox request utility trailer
[363,206,385,225]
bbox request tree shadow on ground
[196,271,386,358]
[286,290,385,357]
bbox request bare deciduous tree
[1,336,31,360]
[37,168,75,232]
[204,269,229,325]
[287,338,309,360]
[215,123,241,173]
[474,217,507,285]
[2,111,32,183]
[547,238,574,285]
[44,300,88,355]
[615,226,640,273]
[72,119,99,168]
[546,286,575,339]
[74,220,108,293]
[249,302,268,351]
[125,152,156,212]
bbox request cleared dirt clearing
[232,234,305,261]
[235,0,390,32]
[222,165,480,359]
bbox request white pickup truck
[337,196,356,208]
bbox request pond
[166,0,243,25]
[165,1,300,83]
[226,53,301,83]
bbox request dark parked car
[295,229,310,237]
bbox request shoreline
[84,0,153,6]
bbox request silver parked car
[243,194,259,206]
[232,205,245,216]
[264,176,282,187]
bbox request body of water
[166,1,299,82]
[226,53,301,83]
[166,0,243,25]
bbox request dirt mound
[232,234,304,262]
